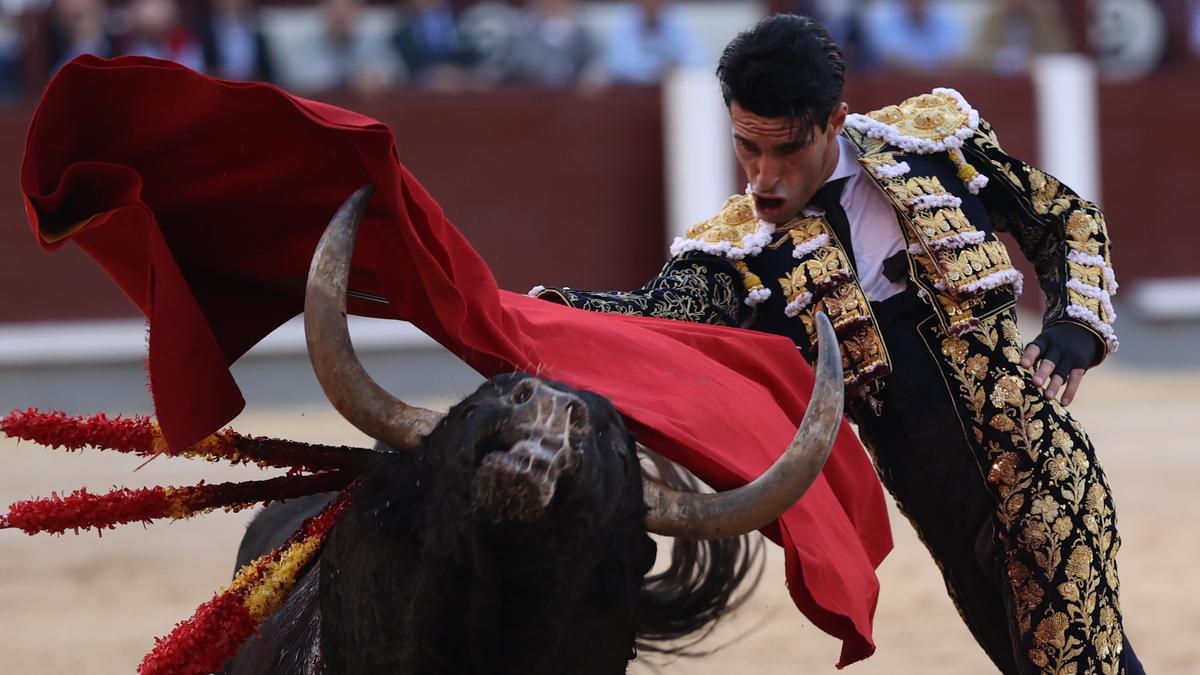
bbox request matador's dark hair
[716,14,846,143]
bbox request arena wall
[0,71,1194,324]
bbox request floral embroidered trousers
[849,296,1129,674]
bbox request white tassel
[966,173,989,195]
[1067,250,1120,293]
[793,233,831,259]
[783,292,814,318]
[744,287,772,307]
[871,161,911,179]
[959,268,1025,297]
[1065,304,1120,354]
[909,194,963,211]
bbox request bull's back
[234,493,336,571]
[225,494,334,674]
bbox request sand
[1,367,1195,674]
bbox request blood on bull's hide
[225,187,846,674]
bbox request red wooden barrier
[0,73,1194,324]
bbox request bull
[225,187,845,674]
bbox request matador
[531,15,1142,675]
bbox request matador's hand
[1021,323,1102,407]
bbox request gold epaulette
[668,194,773,261]
[668,194,774,306]
[846,87,980,155]
[846,88,990,194]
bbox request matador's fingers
[1061,369,1086,407]
[1043,373,1065,401]
[1033,358,1056,389]
[1021,343,1041,369]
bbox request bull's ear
[641,312,843,539]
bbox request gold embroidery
[966,119,1118,356]
[684,194,757,242]
[923,240,1018,300]
[1066,288,1112,324]
[887,175,949,203]
[803,247,851,290]
[970,121,1023,188]
[566,261,742,326]
[874,170,1015,306]
[1063,211,1106,259]
[913,208,973,240]
[837,323,890,386]
[779,214,889,386]
[818,283,872,334]
[946,240,1011,283]
[778,265,809,309]
[1028,168,1072,217]
[941,336,969,364]
[932,310,1125,674]
[786,216,827,246]
[858,151,906,177]
[1064,210,1101,241]
[866,92,972,143]
[1067,261,1104,288]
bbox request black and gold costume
[533,90,1135,674]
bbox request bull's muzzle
[471,378,587,522]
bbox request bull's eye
[459,403,478,419]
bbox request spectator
[196,0,275,83]
[1,5,21,100]
[1190,0,1200,59]
[778,0,877,71]
[118,0,204,71]
[290,0,401,95]
[508,0,596,87]
[603,0,704,84]
[393,0,473,89]
[971,0,1071,75]
[864,0,967,73]
[45,0,115,71]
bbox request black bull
[225,187,845,674]
[230,374,758,674]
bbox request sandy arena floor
[1,366,1196,674]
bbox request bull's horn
[305,185,445,451]
[642,312,843,538]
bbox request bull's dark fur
[226,373,761,674]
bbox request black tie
[808,177,909,284]
[807,177,856,273]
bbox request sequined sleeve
[962,119,1119,359]
[529,252,748,327]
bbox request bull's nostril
[512,380,534,404]
[566,400,587,425]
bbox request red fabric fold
[20,56,891,666]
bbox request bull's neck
[317,486,639,674]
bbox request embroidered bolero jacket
[531,88,1119,393]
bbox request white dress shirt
[823,135,908,302]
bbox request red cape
[21,56,891,666]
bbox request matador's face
[731,101,846,225]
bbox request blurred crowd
[0,0,1198,103]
